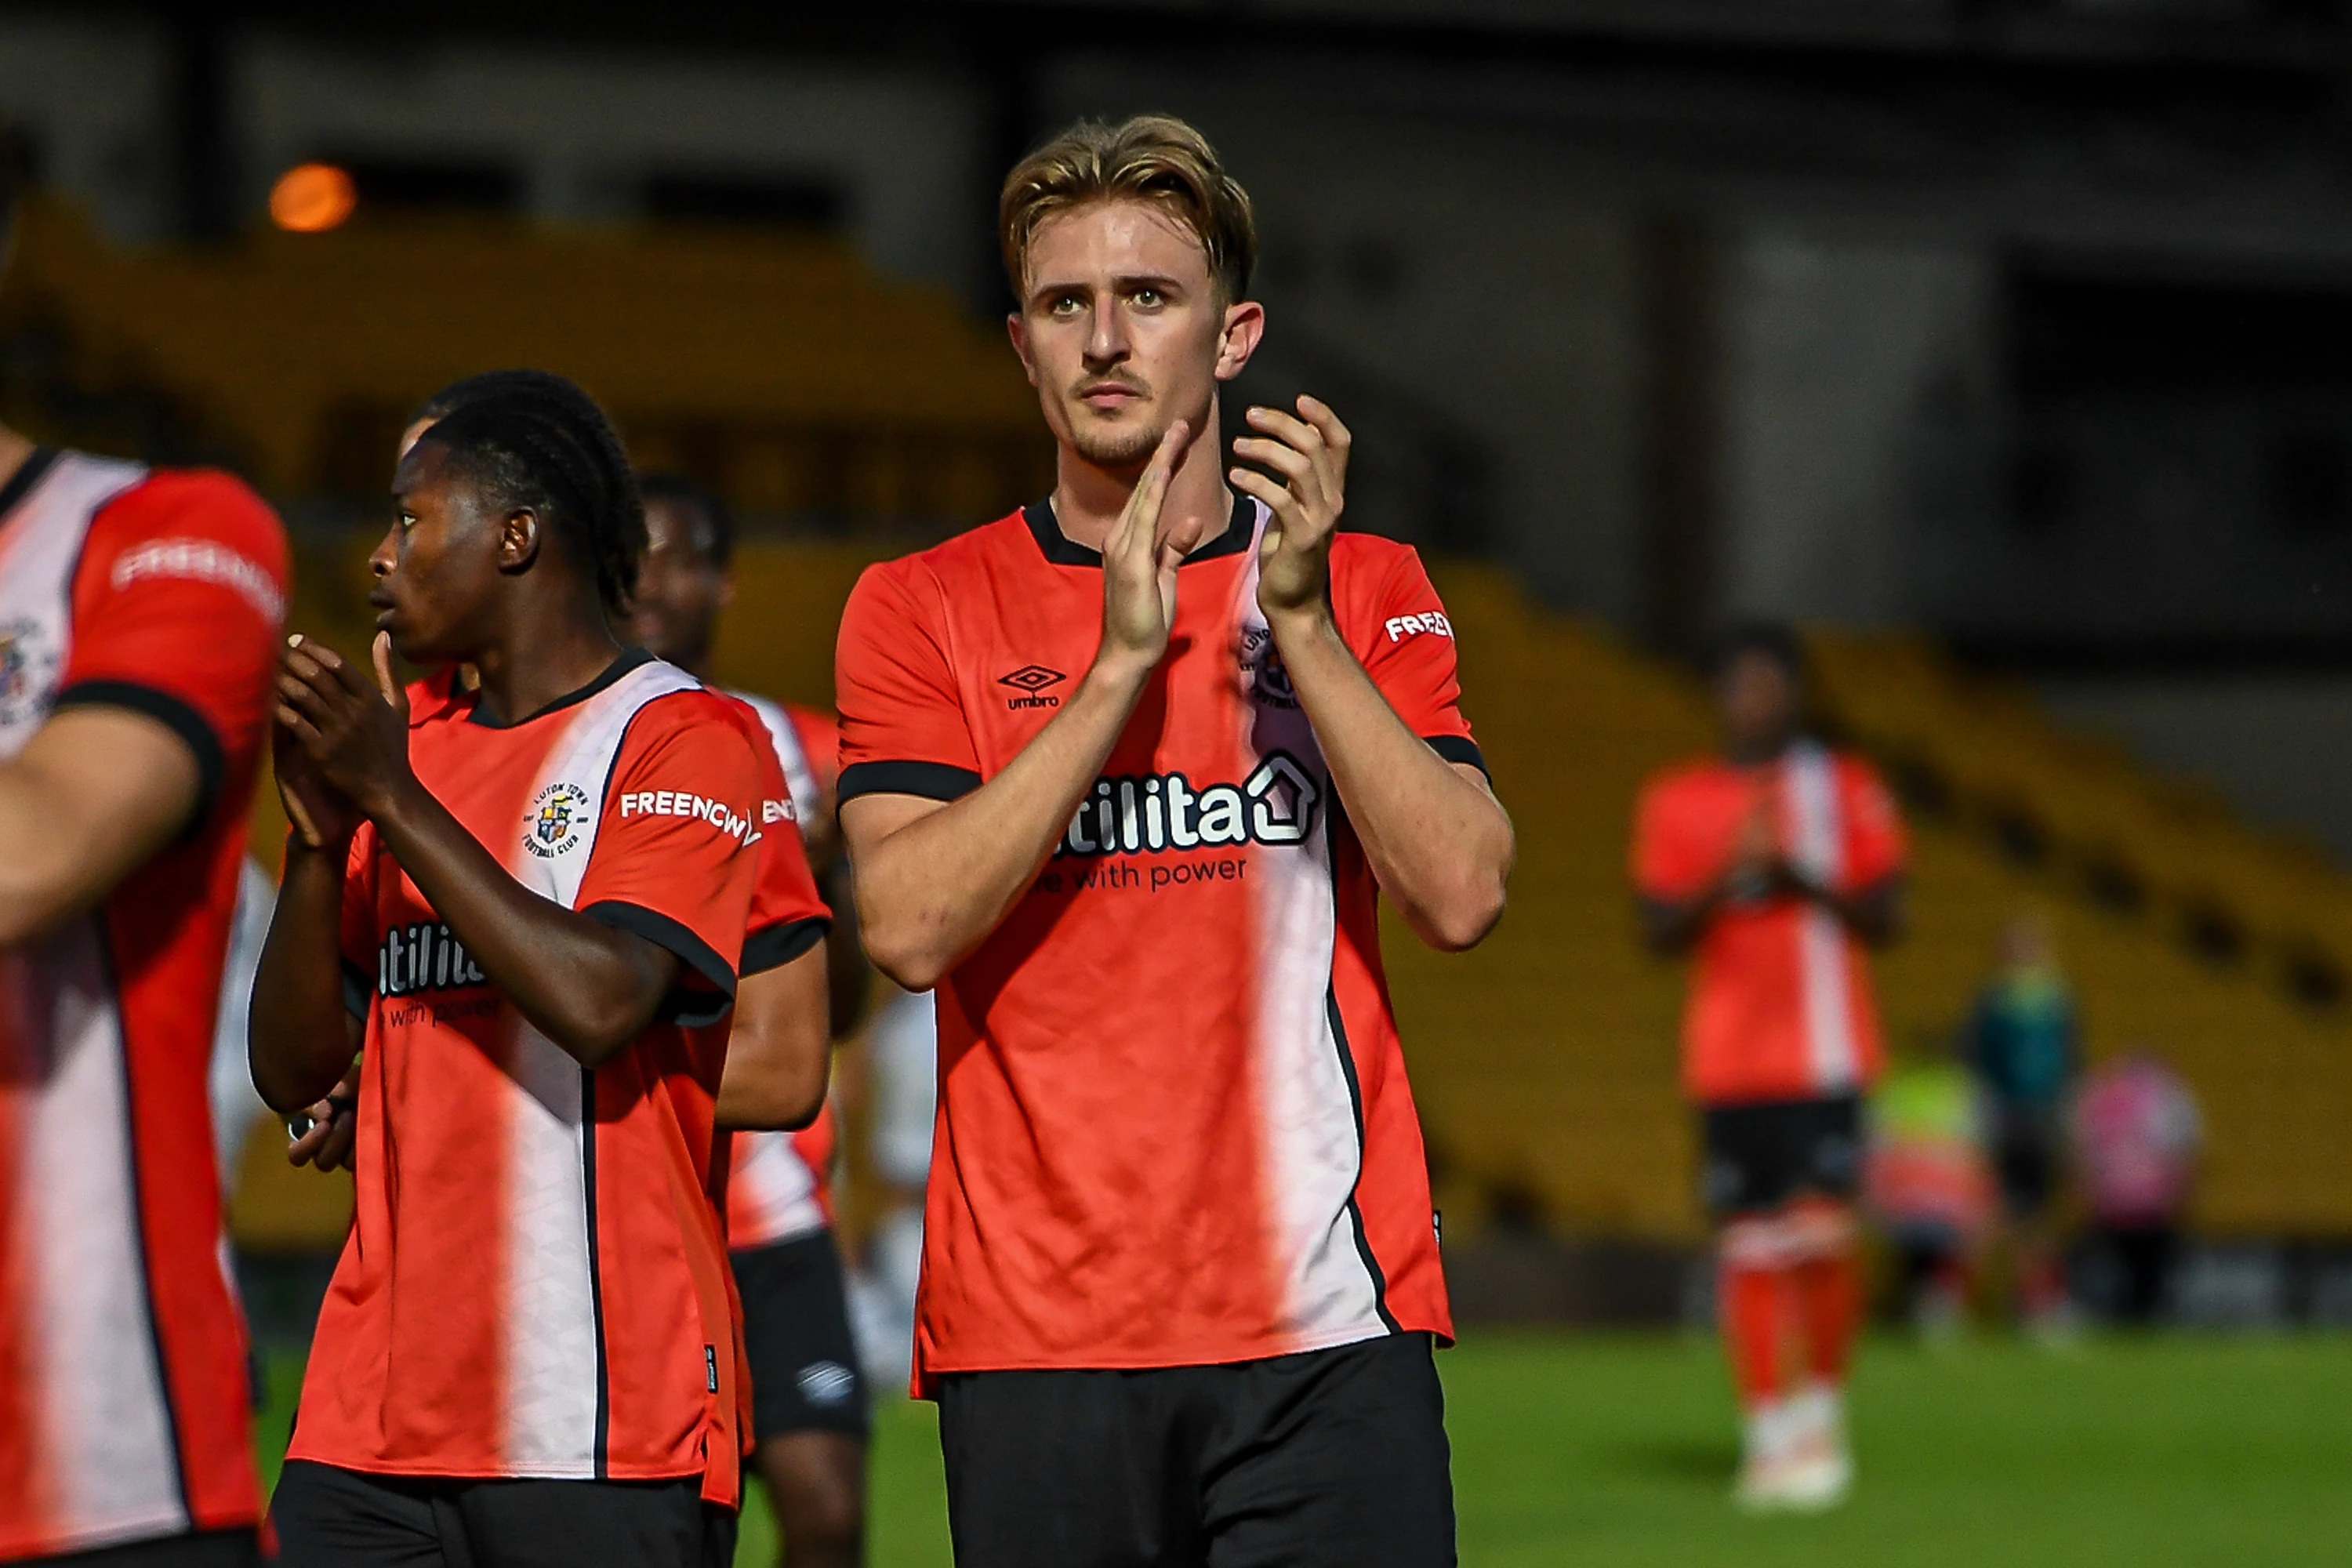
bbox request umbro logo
[999,664,1065,710]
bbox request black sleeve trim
[53,680,227,826]
[837,759,981,804]
[341,960,373,1022]
[740,915,829,977]
[1425,733,1488,778]
[583,900,738,1028]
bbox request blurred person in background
[1963,912,2082,1335]
[1864,1038,1994,1339]
[2073,1051,2202,1325]
[1632,622,1907,1512]
[0,157,289,1566]
[628,472,869,1568]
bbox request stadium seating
[0,197,1051,521]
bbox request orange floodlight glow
[270,164,357,233]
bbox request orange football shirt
[837,498,1478,1395]
[289,650,761,1505]
[1631,743,1907,1105]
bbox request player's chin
[1068,412,1167,472]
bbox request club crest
[1240,626,1298,710]
[0,619,57,731]
[524,781,593,858]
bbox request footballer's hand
[1098,419,1192,678]
[287,1060,361,1171]
[275,633,416,824]
[272,640,361,850]
[1236,396,1351,626]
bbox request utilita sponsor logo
[998,664,1065,710]
[1055,750,1319,858]
[378,920,487,998]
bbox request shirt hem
[280,1446,704,1486]
[909,1315,1448,1399]
[0,1507,214,1562]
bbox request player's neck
[1047,418,1232,558]
[0,423,34,492]
[470,608,626,726]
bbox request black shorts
[731,1229,869,1443]
[1991,1103,2062,1218]
[20,1529,260,1567]
[269,1460,735,1568]
[1700,1094,1863,1216]
[937,1331,1454,1568]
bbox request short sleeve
[578,699,764,1027]
[835,559,981,804]
[337,826,381,1021]
[57,470,290,820]
[1840,759,1907,888]
[1354,543,1482,776]
[782,704,842,800]
[742,715,831,977]
[1631,775,1717,902]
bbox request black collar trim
[0,447,62,521]
[466,645,659,729]
[1022,491,1256,569]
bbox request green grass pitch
[258,1331,2352,1566]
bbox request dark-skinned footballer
[249,379,764,1568]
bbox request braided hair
[414,379,645,615]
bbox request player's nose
[367,524,397,579]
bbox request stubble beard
[1066,412,1164,473]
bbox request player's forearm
[1269,609,1512,951]
[367,779,678,1065]
[850,657,1149,991]
[717,943,832,1130]
[249,836,359,1111]
[818,862,871,1037]
[0,713,200,946]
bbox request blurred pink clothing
[2073,1057,2201,1225]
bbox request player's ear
[1007,312,1040,387]
[498,506,543,575]
[1214,299,1265,383]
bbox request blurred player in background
[251,380,761,1566]
[1964,913,2082,1334]
[1632,622,1906,1512]
[836,116,1513,1566]
[628,472,868,1568]
[0,159,289,1568]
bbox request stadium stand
[0,196,1051,521]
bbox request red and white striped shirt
[724,695,840,1251]
[0,451,286,1557]
[291,653,762,1505]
